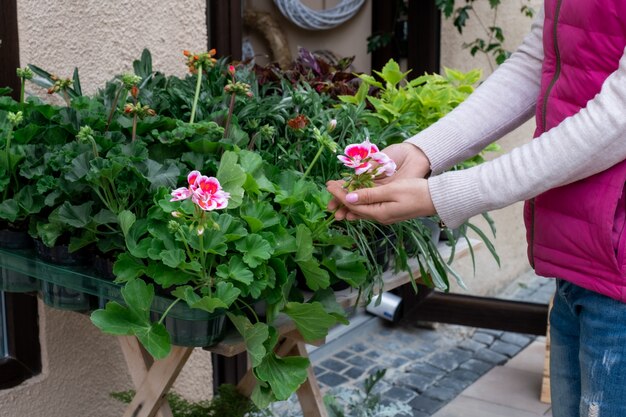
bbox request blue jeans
[550,279,626,417]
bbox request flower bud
[130,85,139,99]
[197,225,205,236]
[228,65,236,75]
[7,111,23,127]
[16,67,34,80]
[168,220,181,232]
[183,50,191,57]
[328,119,337,132]
[171,211,181,218]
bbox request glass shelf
[0,248,216,321]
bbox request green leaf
[93,209,118,225]
[283,302,337,341]
[141,160,180,192]
[216,151,246,209]
[121,279,153,319]
[254,353,309,401]
[235,234,273,268]
[227,313,269,368]
[240,201,280,233]
[216,256,254,285]
[297,258,330,290]
[118,210,136,237]
[159,248,186,268]
[91,301,146,335]
[0,199,19,222]
[113,253,146,282]
[213,281,241,307]
[52,201,93,228]
[295,224,313,262]
[146,263,193,288]
[136,322,171,359]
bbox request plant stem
[302,145,324,179]
[131,114,137,142]
[223,93,236,139]
[189,68,203,124]
[237,299,259,323]
[158,298,181,325]
[3,129,12,201]
[105,86,125,133]
[19,78,25,104]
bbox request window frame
[0,292,41,389]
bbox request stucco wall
[1,1,214,416]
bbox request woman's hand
[326,177,436,224]
[326,142,436,223]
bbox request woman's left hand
[326,178,436,224]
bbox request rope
[272,0,365,31]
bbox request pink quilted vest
[524,0,626,301]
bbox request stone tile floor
[270,270,555,416]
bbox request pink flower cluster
[171,170,230,211]
[337,139,396,177]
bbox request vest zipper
[531,0,563,268]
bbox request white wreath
[272,0,366,31]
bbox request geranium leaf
[146,263,193,288]
[136,322,171,359]
[191,296,228,313]
[0,199,19,222]
[321,247,368,287]
[93,208,118,225]
[118,210,136,237]
[216,151,246,209]
[283,301,337,341]
[296,258,329,290]
[90,301,146,335]
[113,253,146,282]
[216,256,254,285]
[240,201,280,233]
[121,279,154,320]
[309,288,349,325]
[254,352,310,401]
[52,201,93,228]
[214,281,241,306]
[159,248,186,268]
[235,234,273,268]
[295,224,313,262]
[214,213,248,242]
[227,313,269,368]
[141,160,180,192]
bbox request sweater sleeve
[430,45,626,228]
[405,9,545,174]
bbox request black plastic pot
[34,240,92,266]
[41,281,98,312]
[150,310,228,347]
[0,229,32,250]
[34,241,96,311]
[93,253,116,281]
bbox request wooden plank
[122,345,193,417]
[293,342,329,417]
[118,337,174,417]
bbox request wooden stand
[114,240,478,417]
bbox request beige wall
[1,1,214,416]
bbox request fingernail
[346,193,358,203]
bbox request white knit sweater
[406,10,626,228]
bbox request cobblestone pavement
[269,270,555,416]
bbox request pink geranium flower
[170,170,230,211]
[337,139,380,175]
